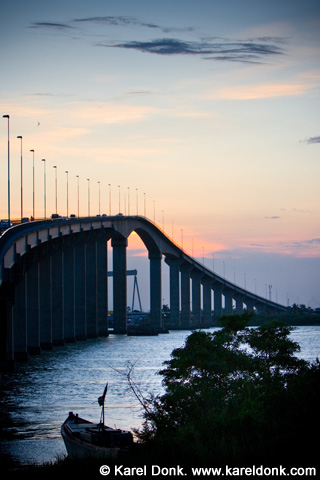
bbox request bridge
[0,215,287,370]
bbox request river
[1,326,319,465]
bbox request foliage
[138,313,320,465]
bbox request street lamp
[118,185,120,212]
[136,188,138,215]
[53,166,58,214]
[108,184,111,215]
[87,178,90,216]
[127,186,130,215]
[98,181,100,215]
[42,159,46,219]
[76,175,79,217]
[17,136,23,220]
[2,115,10,222]
[30,150,35,220]
[65,171,69,217]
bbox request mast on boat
[98,382,108,428]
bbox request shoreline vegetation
[3,311,320,478]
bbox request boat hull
[61,412,133,459]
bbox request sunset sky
[1,0,319,308]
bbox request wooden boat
[61,383,133,458]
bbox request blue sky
[1,0,319,308]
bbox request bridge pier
[13,271,28,361]
[165,257,180,329]
[191,269,202,328]
[26,258,41,354]
[202,276,212,328]
[224,288,233,315]
[63,240,75,342]
[74,239,86,340]
[96,232,108,336]
[112,237,128,334]
[180,262,192,329]
[149,252,162,331]
[234,294,244,315]
[85,233,98,338]
[51,246,64,346]
[213,283,223,318]
[39,250,52,349]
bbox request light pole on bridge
[30,150,35,220]
[98,181,101,216]
[53,166,58,214]
[65,171,69,218]
[76,175,80,217]
[87,178,90,216]
[3,115,10,222]
[17,136,23,220]
[42,159,46,219]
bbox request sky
[0,0,319,309]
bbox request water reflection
[1,327,319,465]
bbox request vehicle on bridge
[0,219,12,235]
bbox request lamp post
[127,186,130,215]
[136,188,138,215]
[30,150,35,220]
[53,166,58,214]
[76,175,79,217]
[144,193,146,217]
[42,159,46,219]
[118,185,120,212]
[17,136,23,220]
[65,171,69,217]
[108,184,111,215]
[3,115,10,222]
[98,181,100,215]
[87,178,90,216]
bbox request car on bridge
[0,219,12,228]
[0,219,13,235]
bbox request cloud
[264,216,280,219]
[214,82,310,100]
[73,15,194,34]
[30,22,74,31]
[303,136,320,144]
[105,37,284,63]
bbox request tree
[138,313,320,466]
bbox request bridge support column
[96,232,108,336]
[74,238,86,339]
[164,256,180,329]
[85,233,98,338]
[224,289,233,315]
[63,241,75,342]
[191,270,202,328]
[149,252,162,332]
[39,251,52,349]
[213,283,223,319]
[180,262,192,329]
[235,294,244,315]
[26,259,41,353]
[51,246,64,346]
[0,283,15,370]
[245,298,255,312]
[13,272,28,361]
[112,237,127,334]
[202,276,212,328]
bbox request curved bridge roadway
[0,216,287,369]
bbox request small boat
[61,383,133,458]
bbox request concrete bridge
[0,215,287,370]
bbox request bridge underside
[0,217,286,370]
